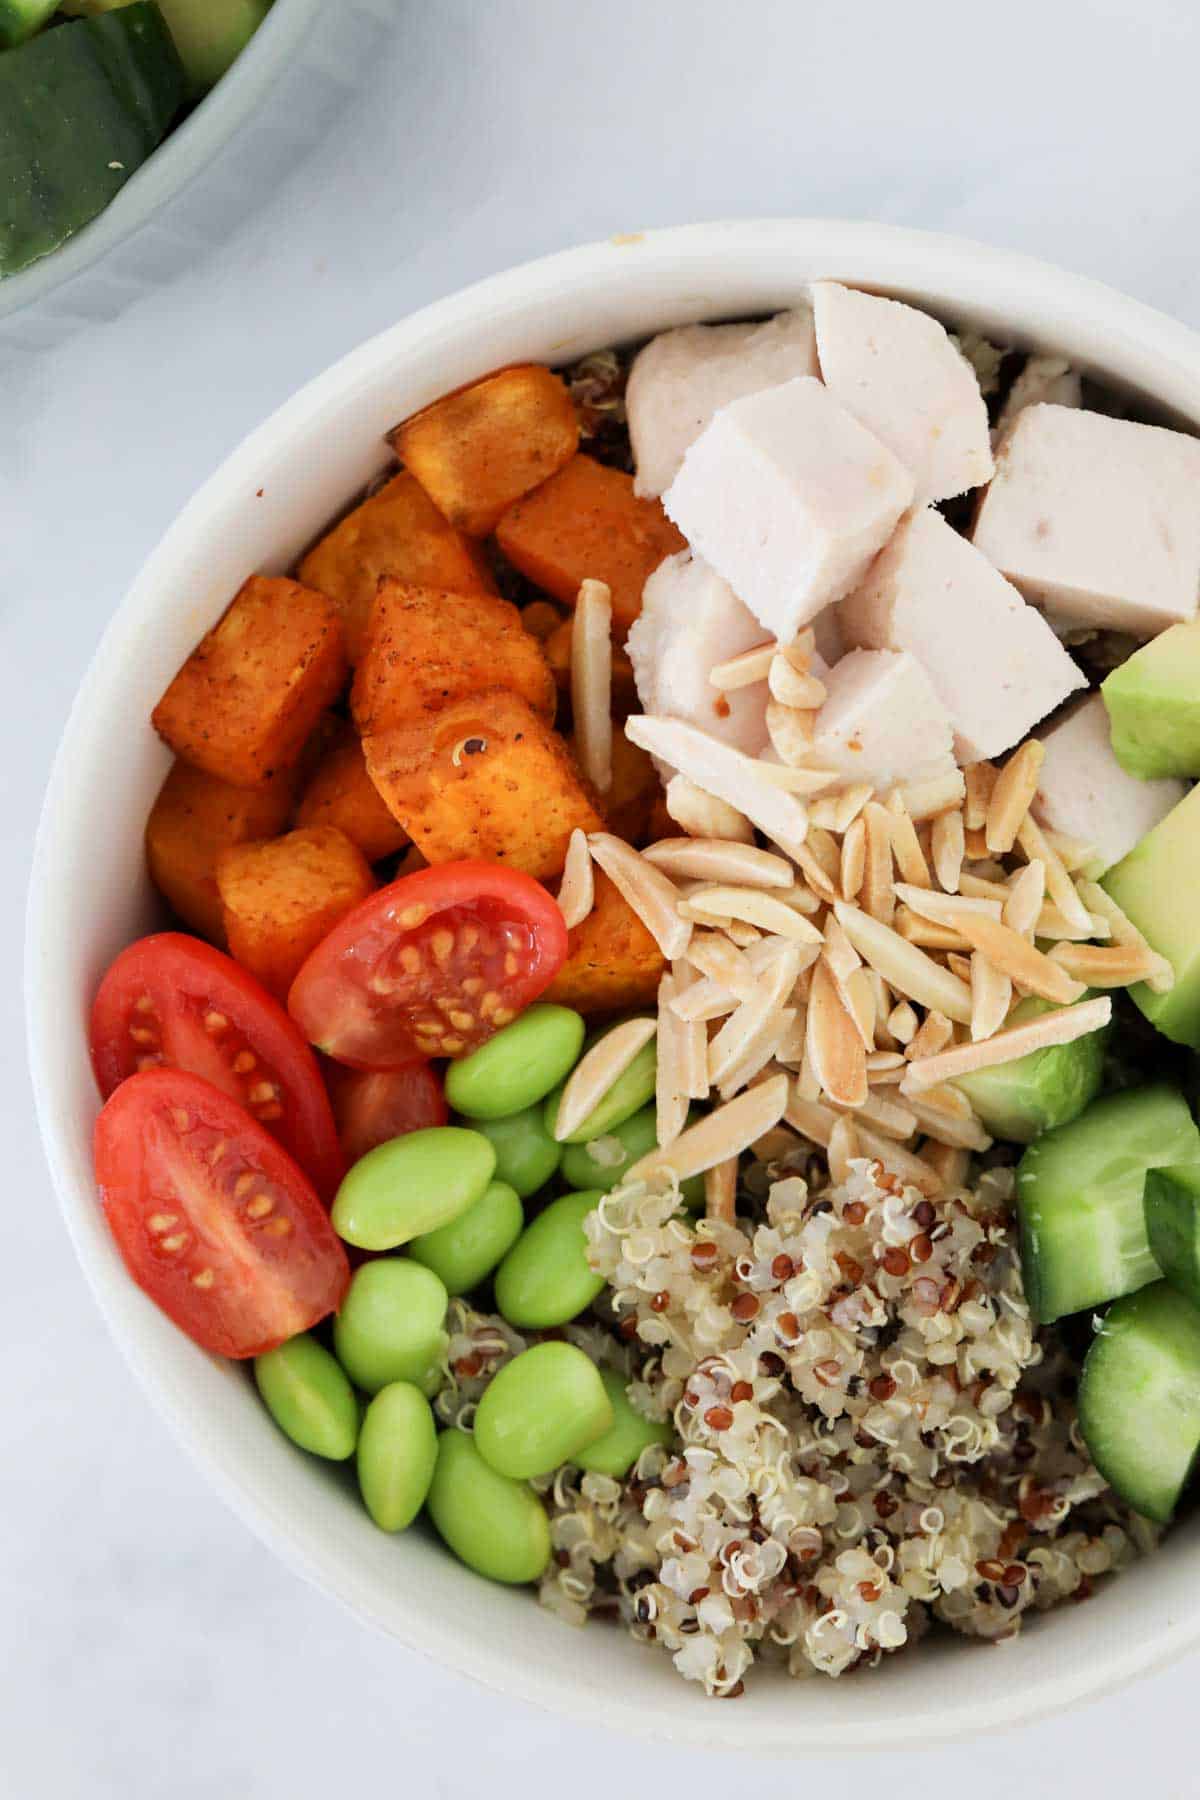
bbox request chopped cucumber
[62,0,273,95]
[954,995,1109,1144]
[1016,1084,1200,1323]
[1145,1164,1200,1309]
[1078,1280,1200,1523]
[0,0,58,51]
[1103,785,1200,1049]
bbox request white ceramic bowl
[0,0,395,353]
[27,220,1200,1751]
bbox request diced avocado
[0,6,185,278]
[954,995,1109,1144]
[1016,1084,1200,1323]
[1145,1164,1200,1309]
[62,0,273,94]
[1103,785,1200,1048]
[1102,621,1200,780]
[0,0,58,50]
[1078,1280,1200,1523]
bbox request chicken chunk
[626,551,770,758]
[805,649,955,790]
[1035,692,1186,874]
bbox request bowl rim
[27,217,1200,1751]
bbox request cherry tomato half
[90,933,344,1200]
[94,1069,350,1358]
[288,862,568,1069]
[325,1060,449,1165]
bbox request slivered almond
[795,1029,821,1100]
[654,972,690,1147]
[1078,881,1175,995]
[906,1011,954,1060]
[834,902,974,1024]
[685,931,757,997]
[842,967,877,1051]
[947,953,973,982]
[894,884,1002,923]
[901,996,1113,1092]
[1003,860,1045,938]
[752,762,841,795]
[792,840,840,907]
[627,716,810,858]
[708,946,803,1090]
[641,839,794,888]
[867,1049,907,1075]
[705,1157,739,1224]
[896,767,966,822]
[923,1142,970,1190]
[631,1074,790,1183]
[784,1090,941,1192]
[719,1007,799,1101]
[769,656,827,711]
[807,958,868,1108]
[571,578,613,793]
[709,641,776,690]
[938,908,1087,1004]
[895,909,972,952]
[861,804,895,924]
[963,827,990,860]
[587,833,692,960]
[843,1089,918,1140]
[556,828,595,930]
[770,881,822,917]
[822,914,862,985]
[1042,828,1100,874]
[887,1002,918,1045]
[751,1123,802,1162]
[908,1097,992,1152]
[1045,942,1172,988]
[970,951,1013,1042]
[840,816,866,900]
[665,773,754,844]
[834,783,875,833]
[554,1016,657,1141]
[827,1114,860,1184]
[677,886,824,944]
[671,962,711,1102]
[912,1080,974,1121]
[931,809,965,894]
[1016,813,1093,935]
[885,792,931,887]
[1035,904,1110,943]
[774,1009,807,1066]
[766,700,817,766]
[784,1090,837,1148]
[958,871,1009,904]
[985,740,1044,854]
[670,978,738,1023]
[963,762,998,832]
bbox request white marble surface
[7,1,1200,1792]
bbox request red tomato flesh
[90,933,344,1200]
[325,1061,448,1165]
[288,861,568,1069]
[94,1069,350,1358]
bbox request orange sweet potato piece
[544,615,638,713]
[582,730,660,846]
[364,689,602,879]
[152,576,346,787]
[351,579,556,736]
[295,719,409,863]
[145,759,296,943]
[298,471,496,663]
[389,364,579,537]
[495,454,686,635]
[543,871,666,1014]
[216,825,375,999]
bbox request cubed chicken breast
[994,356,1081,442]
[626,308,819,499]
[973,404,1200,636]
[812,282,994,504]
[840,506,1085,762]
[664,377,914,645]
[626,551,770,756]
[806,648,955,790]
[1035,692,1186,873]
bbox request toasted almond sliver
[1017,813,1093,935]
[827,1114,860,1184]
[678,885,824,945]
[907,1010,954,1061]
[587,832,692,960]
[1042,828,1100,874]
[709,641,777,691]
[922,1142,970,1190]
[970,951,1013,1043]
[751,1123,802,1162]
[857,1124,943,1195]
[895,908,972,952]
[947,952,973,982]
[985,740,1044,854]
[963,762,998,832]
[901,996,1114,1092]
[719,1007,799,1101]
[705,1157,739,1224]
[822,915,862,985]
[769,653,827,709]
[1035,904,1110,943]
[752,762,841,795]
[835,902,974,1025]
[840,816,866,901]
[894,883,1002,924]
[671,962,711,1102]
[556,828,595,930]
[908,1096,993,1152]
[641,838,795,888]
[834,783,875,834]
[931,808,965,895]
[1077,881,1174,994]
[554,1015,657,1141]
[670,978,739,1023]
[867,1048,907,1075]
[895,767,966,822]
[784,1090,837,1148]
[1003,860,1046,938]
[627,716,810,858]
[1046,941,1173,988]
[861,803,896,924]
[939,908,1087,1005]
[654,973,690,1148]
[571,578,613,794]
[631,1073,790,1184]
[844,1090,918,1141]
[766,700,817,766]
[664,773,754,844]
[958,871,1009,904]
[685,930,757,997]
[887,1002,918,1045]
[842,966,877,1052]
[807,958,868,1108]
[886,791,932,887]
[773,1009,808,1066]
[708,945,803,1090]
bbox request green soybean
[254,1334,358,1461]
[474,1341,613,1479]
[426,1429,551,1584]
[574,1367,674,1477]
[356,1382,438,1532]
[409,1180,524,1295]
[494,1190,604,1328]
[333,1259,448,1396]
[545,1025,658,1145]
[560,1104,704,1205]
[445,1004,585,1120]
[472,1105,562,1197]
[331,1126,496,1250]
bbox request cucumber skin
[0,1,58,51]
[955,998,1108,1144]
[1145,1164,1200,1309]
[1078,1280,1200,1523]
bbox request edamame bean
[445,1004,584,1120]
[494,1190,604,1328]
[560,1104,704,1205]
[472,1106,562,1197]
[474,1342,613,1479]
[254,1333,358,1460]
[573,1367,673,1477]
[333,1259,448,1395]
[409,1180,524,1295]
[426,1429,551,1584]
[331,1126,495,1250]
[356,1382,438,1532]
[545,1025,658,1145]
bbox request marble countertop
[7,1,1200,1792]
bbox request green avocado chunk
[1102,621,1200,780]
[954,995,1109,1144]
[1102,785,1200,1049]
[61,0,272,95]
[1078,1280,1200,1524]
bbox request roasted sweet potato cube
[295,719,409,863]
[495,454,686,635]
[216,826,375,999]
[544,871,666,1013]
[152,576,347,786]
[351,579,556,736]
[543,615,638,714]
[298,472,496,663]
[578,730,659,845]
[145,759,296,943]
[364,689,602,878]
[388,364,579,537]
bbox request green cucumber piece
[1078,1280,1200,1523]
[1016,1084,1200,1323]
[1145,1164,1200,1309]
[61,0,272,95]
[0,5,185,277]
[0,0,58,50]
[954,995,1109,1144]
